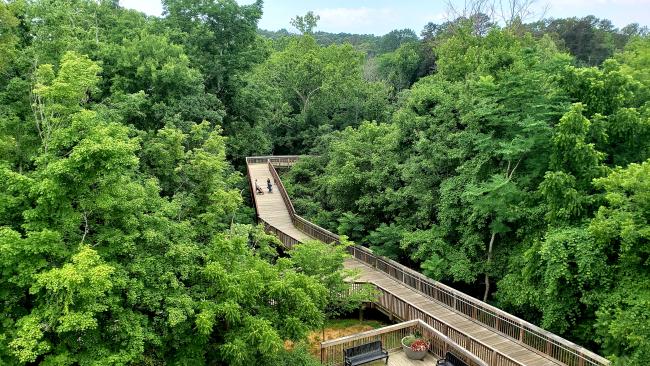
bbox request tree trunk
[483,232,496,302]
[483,273,490,303]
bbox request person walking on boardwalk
[267,178,273,193]
[254,179,264,194]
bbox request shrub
[402,335,416,347]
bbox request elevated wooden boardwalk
[246,156,610,366]
[248,162,309,243]
[346,261,551,365]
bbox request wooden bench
[344,340,389,366]
[437,351,468,366]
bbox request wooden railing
[267,160,296,216]
[267,160,340,244]
[348,246,609,366]
[246,156,611,366]
[350,283,523,366]
[320,318,490,366]
[259,218,300,248]
[320,318,413,366]
[246,157,261,218]
[292,214,339,243]
[246,155,300,166]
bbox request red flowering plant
[402,332,430,352]
[410,339,429,352]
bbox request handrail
[258,217,300,248]
[351,283,523,366]
[320,319,419,348]
[292,214,339,243]
[267,160,296,216]
[246,156,611,366]
[246,155,301,165]
[348,246,609,366]
[320,319,490,366]
[246,157,261,218]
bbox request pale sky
[120,0,650,35]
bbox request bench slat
[344,341,388,366]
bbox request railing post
[249,156,611,366]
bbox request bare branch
[81,211,89,245]
[444,0,548,27]
[507,157,523,180]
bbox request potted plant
[401,332,429,360]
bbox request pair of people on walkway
[254,178,273,194]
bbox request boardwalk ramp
[246,156,610,366]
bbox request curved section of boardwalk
[246,157,610,366]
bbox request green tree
[378,29,418,54]
[236,36,389,154]
[31,51,102,155]
[282,239,374,339]
[377,42,423,92]
[100,31,223,131]
[162,0,265,100]
[540,103,607,224]
[617,36,650,94]
[0,2,19,77]
[291,11,320,35]
[591,160,650,365]
[528,16,626,66]
[0,47,333,365]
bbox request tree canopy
[1,0,649,365]
[282,21,650,365]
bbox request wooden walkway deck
[248,162,310,241]
[345,260,555,366]
[370,350,438,365]
[246,157,610,366]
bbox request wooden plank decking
[344,259,557,366]
[369,350,438,366]
[248,163,311,242]
[246,159,607,366]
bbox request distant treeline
[260,15,648,66]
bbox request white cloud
[316,7,394,31]
[120,0,163,16]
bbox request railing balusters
[247,156,610,366]
[320,318,496,366]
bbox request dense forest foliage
[0,0,648,365]
[283,14,650,366]
[0,1,369,365]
